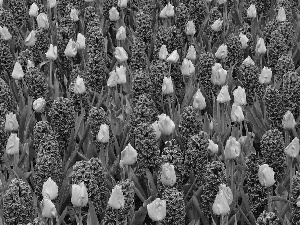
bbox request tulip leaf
[129,205,147,225]
[237,205,252,225]
[145,169,157,197]
[131,171,147,200]
[239,188,256,224]
[192,196,209,225]
[87,200,100,225]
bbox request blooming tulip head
[97,124,110,143]
[162,76,174,95]
[151,121,162,140]
[231,103,244,122]
[42,177,58,200]
[284,137,300,158]
[212,190,230,216]
[46,44,58,60]
[47,0,57,8]
[277,7,286,22]
[239,33,249,49]
[166,3,175,17]
[71,182,89,207]
[12,62,24,80]
[160,163,176,186]
[186,45,196,60]
[258,164,275,187]
[41,198,57,218]
[208,139,219,154]
[243,56,255,66]
[120,143,138,166]
[192,89,206,110]
[6,133,20,155]
[247,4,257,18]
[70,8,79,22]
[0,26,11,40]
[256,38,266,54]
[224,136,241,159]
[116,26,126,41]
[37,13,49,29]
[211,19,223,32]
[211,63,227,86]
[118,0,128,8]
[259,67,272,84]
[116,65,127,84]
[29,3,39,17]
[108,185,125,209]
[233,86,246,106]
[33,97,46,113]
[215,44,227,59]
[114,47,128,62]
[64,39,77,57]
[159,5,168,18]
[76,33,85,49]
[157,114,175,136]
[185,20,196,36]
[25,30,36,47]
[147,198,167,221]
[109,7,120,21]
[166,50,179,63]
[5,112,19,131]
[217,85,231,103]
[181,58,195,76]
[159,45,168,60]
[282,110,296,129]
[74,76,86,94]
[107,70,118,87]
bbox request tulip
[25,30,36,47]
[33,97,46,113]
[256,38,266,54]
[74,76,86,94]
[108,185,125,209]
[116,65,127,84]
[277,7,286,22]
[107,70,118,87]
[258,164,275,187]
[215,44,227,59]
[0,26,12,40]
[64,39,77,57]
[147,198,167,221]
[27,60,35,69]
[166,50,179,63]
[151,121,162,140]
[233,86,246,106]
[217,85,231,103]
[109,7,120,21]
[114,47,128,62]
[186,45,196,60]
[231,103,244,122]
[118,0,128,8]
[71,182,89,207]
[219,184,233,205]
[157,114,175,136]
[159,45,168,60]
[212,191,230,215]
[76,33,85,49]
[166,3,175,17]
[5,112,19,131]
[120,143,138,166]
[70,8,79,22]
[259,67,272,84]
[218,0,227,4]
[160,163,176,186]
[6,133,20,155]
[37,13,49,29]
[12,62,24,80]
[41,198,57,218]
[162,76,174,95]
[116,26,126,41]
[159,5,168,18]
[211,19,223,32]
[29,3,39,17]
[181,58,194,76]
[45,44,58,60]
[192,89,206,110]
[242,56,255,66]
[247,4,257,18]
[211,63,227,86]
[42,177,58,200]
[224,136,241,159]
[283,111,296,129]
[297,198,300,207]
[47,0,56,8]
[97,124,110,143]
[284,137,300,158]
[185,21,196,36]
[208,139,219,154]
[239,33,249,49]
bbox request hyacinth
[159,187,186,225]
[291,171,300,224]
[260,129,285,182]
[30,29,50,65]
[28,217,46,225]
[205,7,223,44]
[24,67,49,101]
[131,69,154,102]
[130,37,148,71]
[0,113,8,164]
[33,121,56,154]
[17,49,34,72]
[0,78,17,112]
[175,3,190,34]
[184,131,209,186]
[135,10,153,45]
[238,63,264,104]
[188,0,207,33]
[7,0,27,28]
[71,158,110,216]
[57,0,84,18]
[171,62,186,103]
[179,106,203,150]
[133,122,162,177]
[2,178,35,225]
[69,78,91,115]
[263,86,284,129]
[0,38,14,82]
[256,210,281,225]
[48,97,75,156]
[32,134,63,201]
[199,161,227,218]
[280,72,300,117]
[102,179,135,225]
[273,54,295,84]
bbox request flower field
[1,0,300,224]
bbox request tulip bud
[12,61,24,80]
[256,38,266,54]
[118,0,128,8]
[277,7,286,22]
[114,47,128,62]
[212,190,230,216]
[151,121,162,140]
[97,124,110,143]
[166,3,175,17]
[224,136,241,159]
[211,19,223,32]
[162,76,174,95]
[5,112,19,131]
[283,110,296,129]
[29,3,39,17]
[76,33,85,49]
[109,7,120,21]
[37,13,49,29]
[258,164,275,187]
[42,177,58,200]
[108,185,125,209]
[147,198,167,221]
[64,39,77,57]
[211,63,227,86]
[116,26,126,41]
[74,76,86,94]
[247,4,257,18]
[47,0,56,8]
[70,8,79,22]
[186,45,196,60]
[25,30,36,47]
[158,114,175,136]
[160,163,176,186]
[41,198,57,218]
[233,86,246,106]
[6,133,20,155]
[107,70,118,87]
[259,67,272,84]
[185,21,196,36]
[231,103,244,122]
[159,45,168,60]
[215,44,227,59]
[284,137,300,158]
[120,143,137,166]
[71,182,89,207]
[217,85,231,103]
[239,33,249,49]
[181,58,194,76]
[192,89,206,110]
[0,26,12,40]
[166,50,179,63]
[33,97,46,113]
[208,139,219,154]
[116,65,127,84]
[27,60,35,69]
[46,44,58,60]
[242,56,255,66]
[219,184,233,205]
[159,5,168,18]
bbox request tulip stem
[116,209,119,225]
[231,160,235,204]
[267,187,272,212]
[289,159,294,202]
[284,129,290,148]
[13,153,19,168]
[78,207,83,225]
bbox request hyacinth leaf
[129,205,148,225]
[145,169,157,197]
[57,175,71,215]
[239,187,256,224]
[58,206,69,225]
[192,196,209,225]
[278,202,289,221]
[86,200,100,225]
[283,215,291,225]
[131,171,147,200]
[203,113,211,135]
[244,106,265,139]
[188,220,196,225]
[237,205,251,225]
